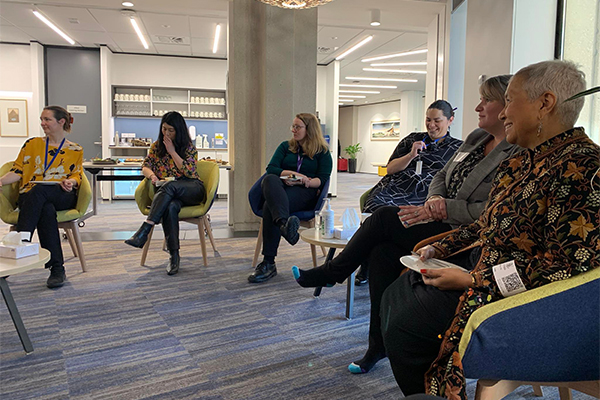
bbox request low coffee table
[299,228,355,319]
[0,249,51,353]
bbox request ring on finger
[414,211,419,216]
[430,204,435,210]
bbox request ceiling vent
[153,36,190,45]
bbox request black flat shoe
[355,264,368,286]
[280,216,300,246]
[125,222,153,248]
[248,261,277,283]
[291,265,336,288]
[46,265,66,289]
[167,250,180,275]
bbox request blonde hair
[480,75,512,104]
[288,113,329,159]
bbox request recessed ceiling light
[122,2,134,7]
[362,49,428,63]
[162,24,171,28]
[370,9,381,26]
[331,36,338,40]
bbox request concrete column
[30,41,45,137]
[324,60,339,196]
[228,0,318,231]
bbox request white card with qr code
[492,260,527,297]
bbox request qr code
[501,273,522,293]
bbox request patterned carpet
[0,173,595,399]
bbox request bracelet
[470,273,476,287]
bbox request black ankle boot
[125,222,153,248]
[46,265,66,289]
[355,264,369,286]
[167,250,180,275]
[279,216,300,245]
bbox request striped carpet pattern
[0,172,595,399]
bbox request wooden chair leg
[197,219,208,267]
[64,228,78,258]
[252,220,263,268]
[532,385,544,397]
[475,380,522,400]
[203,215,218,253]
[558,387,573,400]
[140,226,154,266]
[320,246,327,256]
[310,244,317,267]
[69,221,87,272]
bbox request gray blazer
[427,128,521,228]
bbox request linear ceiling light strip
[130,17,149,49]
[213,24,221,53]
[361,49,427,63]
[335,35,374,61]
[345,76,419,83]
[339,84,397,89]
[32,10,75,45]
[363,68,427,74]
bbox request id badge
[415,160,423,175]
[492,260,526,297]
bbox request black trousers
[147,178,205,251]
[320,206,452,358]
[380,250,478,396]
[260,174,317,258]
[17,184,77,269]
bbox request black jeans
[320,206,452,357]
[380,249,479,395]
[17,184,77,269]
[260,174,317,258]
[147,178,205,251]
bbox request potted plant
[344,143,362,173]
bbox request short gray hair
[514,60,586,127]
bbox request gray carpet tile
[1,173,596,399]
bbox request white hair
[514,60,586,127]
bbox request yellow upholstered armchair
[0,161,92,272]
[134,160,220,267]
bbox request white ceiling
[0,0,445,104]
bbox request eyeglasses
[291,124,306,130]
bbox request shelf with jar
[112,85,227,120]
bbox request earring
[537,121,543,138]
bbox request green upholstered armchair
[134,160,220,267]
[0,161,92,272]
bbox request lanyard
[424,135,444,148]
[296,149,304,172]
[44,137,66,176]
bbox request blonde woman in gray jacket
[292,75,521,374]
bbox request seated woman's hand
[60,179,74,192]
[409,141,427,158]
[397,205,432,226]
[415,244,440,261]
[424,196,447,220]
[421,268,472,291]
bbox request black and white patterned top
[446,143,486,199]
[363,131,462,213]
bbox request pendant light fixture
[255,0,336,9]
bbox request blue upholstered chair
[460,267,600,400]
[249,173,330,268]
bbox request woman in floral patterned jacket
[378,60,599,399]
[125,112,205,276]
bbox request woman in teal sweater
[248,113,332,283]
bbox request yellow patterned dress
[425,128,600,399]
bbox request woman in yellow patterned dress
[378,60,599,399]
[0,106,83,288]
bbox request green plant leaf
[564,86,600,102]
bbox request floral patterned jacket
[142,141,201,181]
[425,128,600,400]
[10,137,83,194]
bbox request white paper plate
[280,176,301,182]
[400,255,468,273]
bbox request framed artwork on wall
[371,120,400,141]
[0,98,28,137]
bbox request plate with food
[91,158,118,165]
[280,174,302,182]
[400,255,468,273]
[155,177,176,187]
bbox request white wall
[110,53,227,89]
[511,0,557,73]
[316,65,328,122]
[447,0,468,138]
[462,0,513,136]
[0,43,44,166]
[355,101,402,174]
